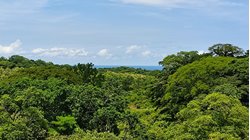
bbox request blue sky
[0,0,248,65]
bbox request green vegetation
[0,44,248,139]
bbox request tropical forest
[0,44,248,140]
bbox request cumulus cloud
[126,45,143,54]
[0,40,22,54]
[32,47,88,57]
[97,49,112,58]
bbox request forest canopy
[0,44,248,140]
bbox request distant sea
[95,65,163,70]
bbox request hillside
[0,46,248,140]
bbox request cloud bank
[32,47,88,57]
[0,40,160,65]
[0,40,22,54]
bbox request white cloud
[124,45,156,57]
[117,0,243,8]
[121,0,180,6]
[32,47,88,57]
[97,49,112,58]
[141,50,152,57]
[126,45,143,54]
[0,40,22,54]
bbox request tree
[73,63,104,86]
[8,55,32,68]
[0,95,48,140]
[90,107,120,134]
[47,130,120,140]
[0,53,248,139]
[51,115,77,135]
[244,50,249,57]
[66,85,105,129]
[159,51,204,76]
[12,66,82,84]
[159,57,248,119]
[66,84,127,134]
[208,44,244,57]
[153,51,208,105]
[164,93,248,140]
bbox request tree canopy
[208,43,244,57]
[0,44,248,139]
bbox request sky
[0,0,248,65]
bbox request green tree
[47,130,120,140]
[11,66,82,84]
[0,53,248,140]
[165,93,248,140]
[0,95,48,140]
[159,51,204,76]
[0,55,53,68]
[66,85,105,129]
[208,44,244,57]
[152,51,209,106]
[51,115,77,135]
[90,107,120,134]
[73,63,104,86]
[8,55,32,68]
[160,57,248,119]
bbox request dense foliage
[0,44,248,139]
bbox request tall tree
[73,63,104,86]
[164,93,249,140]
[159,51,203,76]
[208,44,244,57]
